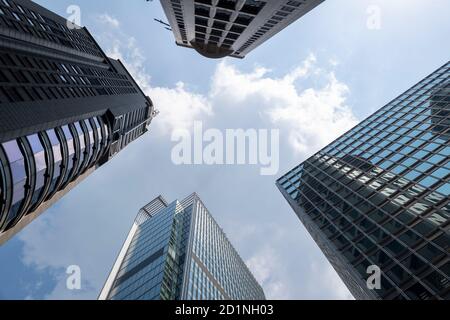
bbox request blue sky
[0,0,449,300]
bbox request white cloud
[210,54,358,157]
[150,83,213,135]
[246,248,290,300]
[97,13,120,29]
[308,262,355,300]
[243,222,354,300]
[98,18,356,154]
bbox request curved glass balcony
[0,140,29,229]
[0,115,115,234]
[26,134,49,211]
[44,129,64,198]
[61,124,77,187]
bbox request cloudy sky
[0,0,449,300]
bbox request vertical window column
[72,122,86,176]
[60,125,77,187]
[98,116,111,158]
[0,140,30,229]
[89,118,101,164]
[25,134,49,211]
[83,119,96,168]
[44,129,64,197]
[0,146,8,227]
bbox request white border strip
[98,222,139,300]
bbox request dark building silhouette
[159,0,324,59]
[278,61,450,300]
[0,0,156,244]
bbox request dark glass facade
[159,0,324,59]
[277,61,450,300]
[99,194,265,300]
[0,0,156,245]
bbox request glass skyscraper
[0,0,156,244]
[99,193,265,300]
[277,61,449,300]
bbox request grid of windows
[166,0,188,44]
[160,0,324,58]
[236,0,312,55]
[102,194,265,300]
[185,199,265,300]
[277,61,450,300]
[107,202,180,300]
[187,259,226,300]
[192,0,267,56]
[0,50,137,104]
[0,0,103,57]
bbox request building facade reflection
[278,61,450,300]
[99,194,265,300]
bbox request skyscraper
[0,0,156,245]
[277,61,450,300]
[159,0,324,59]
[99,193,265,300]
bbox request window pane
[2,140,27,221]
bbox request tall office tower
[277,61,450,300]
[99,194,265,300]
[0,0,156,245]
[159,0,324,59]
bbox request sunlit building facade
[99,193,265,300]
[277,61,450,300]
[0,0,156,244]
[159,0,324,59]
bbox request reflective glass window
[84,119,95,165]
[46,129,63,194]
[2,140,27,222]
[0,153,4,208]
[26,134,47,207]
[102,117,110,140]
[93,117,103,144]
[61,125,76,184]
[90,119,100,162]
[74,122,86,174]
[417,243,444,262]
[97,116,109,156]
